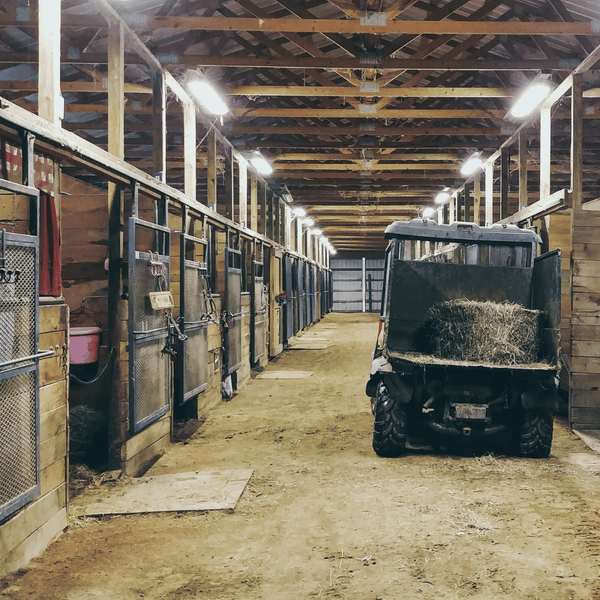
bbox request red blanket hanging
[39,191,61,296]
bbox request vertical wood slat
[540,106,551,201]
[152,71,166,182]
[571,73,583,212]
[183,101,196,201]
[207,129,217,209]
[38,0,62,125]
[107,19,127,468]
[250,172,258,232]
[485,162,493,226]
[518,128,528,211]
[237,154,248,227]
[500,146,509,221]
[473,172,481,225]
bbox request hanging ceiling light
[510,75,552,118]
[461,153,483,176]
[293,207,306,217]
[188,79,228,116]
[435,190,451,204]
[311,228,323,236]
[250,152,273,176]
[422,207,435,218]
[302,217,315,227]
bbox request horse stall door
[128,209,171,433]
[224,238,243,376]
[296,260,305,331]
[0,183,47,521]
[311,265,318,323]
[178,233,210,405]
[305,262,312,325]
[283,255,294,342]
[251,246,267,365]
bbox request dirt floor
[2,312,600,599]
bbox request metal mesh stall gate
[320,269,330,317]
[178,227,211,405]
[283,255,294,341]
[296,259,305,331]
[310,265,318,323]
[224,232,243,375]
[128,193,171,433]
[251,242,267,365]
[305,262,311,326]
[0,176,52,521]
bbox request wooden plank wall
[570,209,600,429]
[60,175,109,330]
[0,303,69,576]
[544,212,573,360]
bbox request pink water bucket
[69,326,101,365]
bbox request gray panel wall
[331,259,384,313]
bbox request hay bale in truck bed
[428,299,544,366]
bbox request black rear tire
[518,410,553,458]
[372,382,407,457]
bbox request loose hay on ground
[428,299,543,365]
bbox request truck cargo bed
[385,348,559,372]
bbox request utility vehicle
[366,219,561,458]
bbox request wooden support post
[296,217,302,253]
[259,182,267,236]
[500,147,509,221]
[183,101,196,201]
[485,162,494,225]
[224,146,234,220]
[571,73,583,211]
[250,172,258,231]
[442,203,449,225]
[152,70,166,182]
[107,20,126,468]
[285,205,292,248]
[207,129,217,209]
[238,155,248,227]
[456,190,464,222]
[473,172,481,225]
[449,193,455,224]
[266,190,273,240]
[518,128,528,211]
[38,0,62,125]
[464,183,472,223]
[540,106,552,201]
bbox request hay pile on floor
[428,299,543,365]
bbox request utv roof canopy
[384,218,542,245]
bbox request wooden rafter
[226,86,516,98]
[48,15,599,36]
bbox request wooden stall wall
[269,250,283,357]
[238,292,251,388]
[60,174,108,330]
[570,208,600,429]
[537,211,573,382]
[1,303,69,576]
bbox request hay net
[428,299,544,366]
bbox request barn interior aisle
[1,313,600,599]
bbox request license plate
[451,403,488,420]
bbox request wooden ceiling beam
[232,108,507,118]
[273,163,459,171]
[0,81,152,93]
[180,55,572,70]
[226,125,502,135]
[227,86,515,98]
[53,15,597,36]
[271,153,460,160]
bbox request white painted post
[362,257,366,313]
